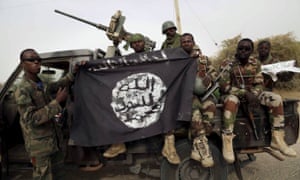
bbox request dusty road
[4,142,300,180]
[227,142,300,180]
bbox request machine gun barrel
[54,9,108,31]
[54,9,156,51]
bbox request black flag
[70,48,197,146]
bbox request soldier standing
[219,38,297,164]
[14,49,83,179]
[103,33,147,158]
[160,22,182,164]
[257,40,294,91]
[161,21,181,49]
[180,33,217,167]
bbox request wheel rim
[176,157,213,180]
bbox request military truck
[0,47,299,180]
[0,10,299,180]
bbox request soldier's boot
[222,131,236,163]
[162,134,181,164]
[190,135,214,167]
[103,143,126,158]
[270,129,297,157]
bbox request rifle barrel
[54,9,108,31]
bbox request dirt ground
[3,90,300,180]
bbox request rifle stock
[201,82,219,102]
[242,103,260,140]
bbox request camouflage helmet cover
[128,33,145,44]
[162,21,177,34]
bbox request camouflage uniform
[160,30,181,164]
[190,48,217,167]
[15,73,74,180]
[219,56,296,162]
[191,53,217,137]
[219,56,287,130]
[161,33,181,49]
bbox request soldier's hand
[73,61,87,74]
[245,91,260,108]
[191,49,200,58]
[55,87,68,103]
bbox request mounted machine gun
[54,9,156,56]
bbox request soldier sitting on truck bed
[218,38,297,164]
[180,33,217,168]
[256,40,294,91]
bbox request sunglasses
[23,57,42,63]
[238,46,252,51]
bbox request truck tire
[160,139,228,180]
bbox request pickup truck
[0,49,299,180]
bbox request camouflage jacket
[161,33,181,49]
[219,56,264,98]
[196,55,217,80]
[193,49,218,96]
[14,73,74,157]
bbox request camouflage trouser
[32,151,65,180]
[191,95,216,137]
[223,91,284,131]
[259,91,284,127]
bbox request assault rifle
[241,103,260,140]
[200,62,232,102]
[54,9,156,51]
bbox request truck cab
[0,49,104,177]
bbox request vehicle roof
[39,49,94,60]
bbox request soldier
[219,38,297,164]
[257,40,294,91]
[180,33,217,167]
[161,21,181,49]
[103,33,146,158]
[128,33,146,53]
[14,48,88,179]
[160,21,182,165]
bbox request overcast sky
[0,0,299,83]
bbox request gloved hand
[244,91,260,108]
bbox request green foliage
[210,34,241,67]
[210,32,300,90]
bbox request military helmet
[162,21,177,34]
[128,33,145,44]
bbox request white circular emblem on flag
[111,73,167,128]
